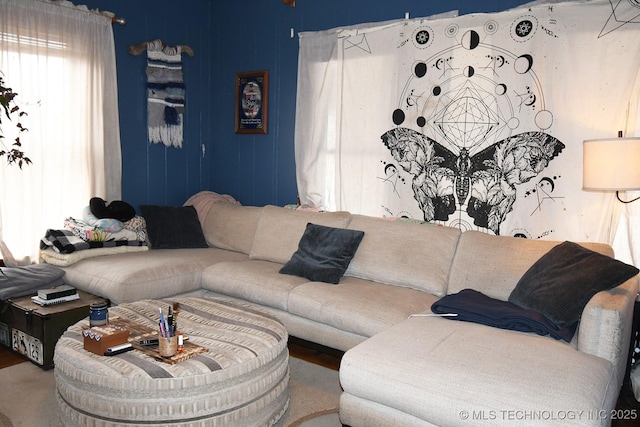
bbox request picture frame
[235,70,269,134]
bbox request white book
[31,293,80,306]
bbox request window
[0,0,120,263]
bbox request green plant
[0,73,30,168]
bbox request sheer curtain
[295,12,458,212]
[614,202,640,266]
[0,0,121,264]
[612,101,640,267]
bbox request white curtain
[295,12,459,211]
[0,0,121,264]
[295,0,640,251]
[614,201,640,266]
[612,97,640,266]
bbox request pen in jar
[167,306,174,336]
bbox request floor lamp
[583,136,640,202]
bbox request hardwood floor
[0,344,28,368]
[287,336,343,371]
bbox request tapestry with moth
[295,0,640,242]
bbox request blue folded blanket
[431,289,576,342]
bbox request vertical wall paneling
[81,0,532,210]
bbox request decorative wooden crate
[0,290,108,369]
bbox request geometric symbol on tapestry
[598,0,640,38]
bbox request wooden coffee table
[54,297,289,426]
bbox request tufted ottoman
[54,297,290,426]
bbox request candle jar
[89,301,109,328]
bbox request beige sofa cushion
[61,248,249,304]
[202,202,262,255]
[249,205,352,264]
[344,216,461,297]
[288,276,439,338]
[340,316,618,427]
[448,231,614,300]
[201,259,309,311]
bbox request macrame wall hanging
[129,39,194,148]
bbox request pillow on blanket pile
[90,197,136,222]
[430,241,638,341]
[140,205,208,249]
[508,241,639,329]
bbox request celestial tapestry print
[381,128,564,235]
[295,0,640,242]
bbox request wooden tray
[109,317,207,364]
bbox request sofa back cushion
[448,231,614,300]
[202,203,262,255]
[249,205,352,264]
[344,216,461,297]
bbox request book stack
[31,285,79,306]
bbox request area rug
[0,357,341,427]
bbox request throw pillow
[82,205,124,233]
[90,197,136,222]
[279,223,365,284]
[508,241,639,328]
[140,205,208,249]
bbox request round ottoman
[54,297,289,426]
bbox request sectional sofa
[54,196,639,427]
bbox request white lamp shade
[583,138,640,191]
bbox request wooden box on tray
[83,325,130,355]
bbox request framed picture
[235,70,269,134]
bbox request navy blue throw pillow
[140,205,208,249]
[508,241,639,328]
[279,223,364,284]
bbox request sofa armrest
[578,276,639,389]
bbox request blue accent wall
[83,0,532,209]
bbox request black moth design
[381,127,565,235]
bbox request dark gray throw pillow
[279,222,365,284]
[508,241,639,328]
[140,205,208,249]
